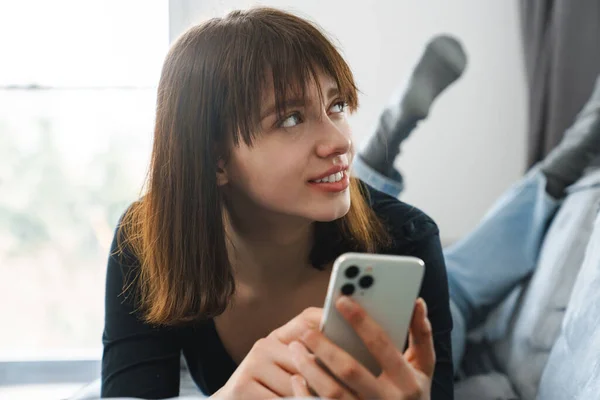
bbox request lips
[308,165,349,182]
[312,171,345,183]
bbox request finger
[299,328,380,398]
[248,382,280,400]
[267,337,301,374]
[270,307,323,344]
[336,296,416,384]
[289,341,356,400]
[254,361,295,397]
[291,374,311,397]
[250,338,297,397]
[406,298,435,378]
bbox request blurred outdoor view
[0,0,168,359]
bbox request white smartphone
[320,252,425,376]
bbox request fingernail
[418,298,428,314]
[292,374,307,387]
[337,296,355,313]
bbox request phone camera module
[359,275,374,289]
[345,265,360,279]
[341,283,355,296]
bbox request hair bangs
[222,8,359,148]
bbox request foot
[360,35,467,177]
[541,76,600,197]
[402,34,468,118]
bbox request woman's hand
[212,307,323,399]
[288,297,435,400]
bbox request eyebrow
[260,86,340,120]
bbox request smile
[308,170,350,193]
[311,171,345,183]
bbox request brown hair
[118,7,390,326]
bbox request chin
[310,199,352,222]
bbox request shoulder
[111,202,142,263]
[359,182,455,389]
[105,202,145,311]
[105,203,211,330]
[361,182,440,250]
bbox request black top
[101,183,454,399]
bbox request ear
[216,158,229,186]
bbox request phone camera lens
[359,275,374,289]
[345,265,360,279]
[341,283,355,296]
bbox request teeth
[314,171,344,183]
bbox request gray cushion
[455,372,518,400]
[482,169,600,400]
[536,210,600,399]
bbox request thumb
[405,298,435,378]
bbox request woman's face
[219,71,353,223]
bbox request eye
[329,101,348,114]
[278,112,303,128]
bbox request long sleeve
[101,226,182,399]
[372,188,454,399]
[403,218,454,399]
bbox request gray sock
[361,35,467,176]
[541,76,600,198]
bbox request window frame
[0,0,173,389]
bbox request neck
[224,205,316,291]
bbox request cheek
[229,144,306,191]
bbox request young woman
[101,7,453,399]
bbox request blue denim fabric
[352,154,404,198]
[353,157,561,369]
[444,167,560,366]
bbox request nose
[315,118,352,159]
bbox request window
[0,0,169,362]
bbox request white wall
[169,0,528,244]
